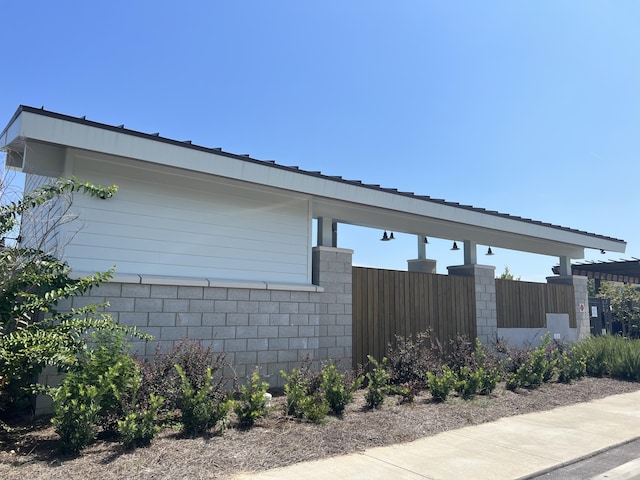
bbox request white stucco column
[408,235,437,273]
[464,240,477,265]
[317,217,337,247]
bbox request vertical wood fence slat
[352,267,476,367]
[496,279,576,329]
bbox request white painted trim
[69,271,324,291]
[313,246,355,255]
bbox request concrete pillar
[312,246,354,367]
[557,256,572,276]
[464,240,477,265]
[317,217,337,247]
[408,258,437,274]
[448,264,497,345]
[408,235,437,273]
[547,275,590,340]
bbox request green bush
[454,366,482,400]
[472,338,505,393]
[51,375,102,454]
[578,336,612,377]
[234,369,270,427]
[81,331,140,432]
[281,367,329,423]
[505,334,556,391]
[365,355,390,409]
[556,346,587,384]
[576,335,640,381]
[426,365,456,402]
[0,178,151,422]
[137,340,228,420]
[118,393,164,449]
[51,330,145,452]
[176,364,232,435]
[321,360,362,415]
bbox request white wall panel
[62,153,312,283]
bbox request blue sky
[2,1,639,281]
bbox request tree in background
[499,266,521,281]
[597,281,640,337]
[0,177,147,420]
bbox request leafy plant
[176,364,231,435]
[137,339,229,420]
[281,367,329,423]
[51,373,102,454]
[471,339,503,394]
[0,178,150,420]
[118,393,164,449]
[321,360,362,415]
[386,331,442,388]
[454,366,482,400]
[81,331,141,432]
[505,334,556,391]
[426,365,456,402]
[234,369,270,427]
[556,346,587,384]
[365,355,390,409]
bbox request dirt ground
[2,377,639,480]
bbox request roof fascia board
[4,108,626,255]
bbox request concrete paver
[235,391,640,480]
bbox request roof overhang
[1,106,627,259]
[553,259,640,284]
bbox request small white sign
[591,306,598,318]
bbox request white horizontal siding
[62,153,312,283]
[20,173,67,257]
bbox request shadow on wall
[498,313,577,348]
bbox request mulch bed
[2,377,639,480]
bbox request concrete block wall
[50,246,353,391]
[448,264,497,345]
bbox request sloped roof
[0,105,627,258]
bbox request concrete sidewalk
[235,390,640,480]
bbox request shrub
[556,346,587,384]
[472,339,505,386]
[386,331,442,387]
[51,374,102,454]
[138,339,229,418]
[505,334,556,391]
[176,364,232,435]
[454,366,482,400]
[365,355,390,409]
[80,330,140,432]
[118,393,164,449]
[576,335,640,381]
[234,369,270,427]
[321,360,362,415]
[51,330,144,452]
[0,178,150,421]
[426,365,456,402]
[446,334,474,372]
[281,366,329,423]
[577,336,612,377]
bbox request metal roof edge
[6,105,627,246]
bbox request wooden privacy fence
[495,279,576,328]
[352,267,476,367]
